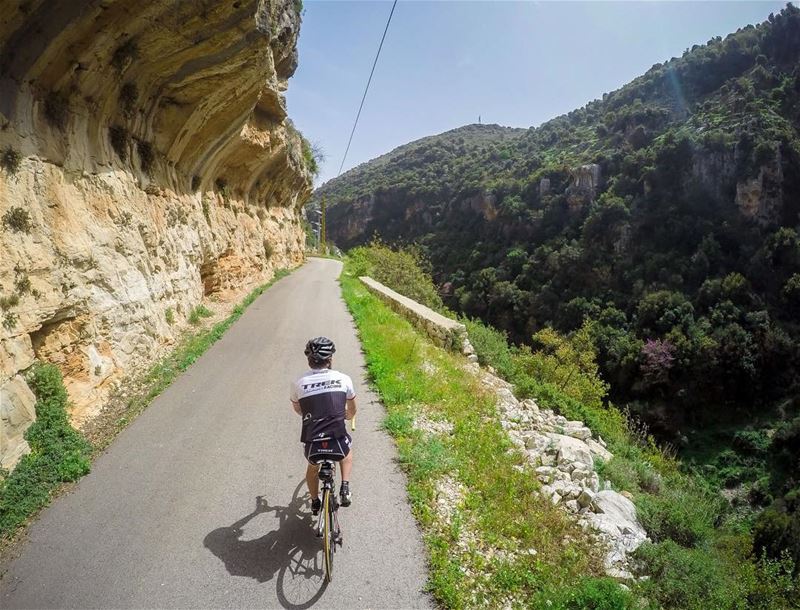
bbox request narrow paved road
[0,258,430,609]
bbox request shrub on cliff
[0,364,91,537]
[2,207,32,233]
[301,137,322,177]
[1,146,21,174]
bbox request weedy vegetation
[1,146,22,174]
[2,311,17,331]
[0,364,92,538]
[188,304,213,325]
[0,294,20,309]
[2,207,32,233]
[14,272,31,295]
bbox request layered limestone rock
[0,0,312,470]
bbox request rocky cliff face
[0,0,312,470]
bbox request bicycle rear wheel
[322,489,334,582]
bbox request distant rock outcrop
[566,163,602,211]
[0,0,312,470]
[736,142,784,224]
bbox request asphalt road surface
[0,258,431,609]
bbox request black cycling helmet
[305,336,336,364]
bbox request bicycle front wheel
[322,489,334,582]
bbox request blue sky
[285,1,788,186]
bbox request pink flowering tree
[640,338,675,386]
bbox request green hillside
[318,5,800,571]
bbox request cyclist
[290,337,357,515]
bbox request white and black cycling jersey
[290,368,356,443]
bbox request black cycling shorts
[304,433,352,464]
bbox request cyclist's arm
[345,397,357,421]
[289,380,301,415]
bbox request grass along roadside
[340,268,633,609]
[0,267,293,546]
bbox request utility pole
[320,196,327,254]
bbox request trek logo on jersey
[302,379,342,391]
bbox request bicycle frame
[315,459,341,582]
[315,461,337,536]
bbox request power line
[336,0,398,177]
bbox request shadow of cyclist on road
[203,481,327,609]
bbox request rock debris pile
[469,363,649,580]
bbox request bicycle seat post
[318,460,335,486]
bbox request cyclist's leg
[306,462,320,499]
[304,443,321,499]
[339,451,352,482]
[336,434,353,481]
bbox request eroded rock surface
[0,0,312,469]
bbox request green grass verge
[0,268,293,540]
[340,267,634,609]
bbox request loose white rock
[549,433,594,469]
[577,489,596,508]
[586,438,614,461]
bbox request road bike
[315,460,342,582]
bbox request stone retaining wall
[360,277,477,361]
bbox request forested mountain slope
[320,5,800,426]
[318,5,800,566]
